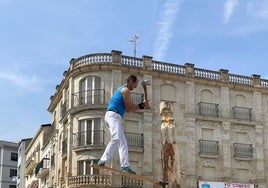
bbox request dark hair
[125,75,137,83]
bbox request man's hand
[143,100,150,109]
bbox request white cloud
[0,71,43,92]
[223,0,238,23]
[153,0,182,61]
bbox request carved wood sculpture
[159,101,181,188]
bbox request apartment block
[0,140,18,188]
[25,124,52,188]
[17,138,32,188]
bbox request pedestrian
[97,75,150,174]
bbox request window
[9,185,16,188]
[80,76,102,104]
[77,119,102,146]
[10,169,17,177]
[78,160,98,175]
[11,152,18,161]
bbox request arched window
[79,76,101,105]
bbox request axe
[141,79,150,101]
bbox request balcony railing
[35,158,50,178]
[232,106,252,121]
[199,139,219,155]
[68,174,112,186]
[121,175,143,187]
[25,159,36,175]
[61,100,69,118]
[198,102,219,117]
[73,89,105,107]
[234,143,253,158]
[125,132,144,148]
[131,92,144,105]
[73,130,105,149]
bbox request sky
[1,0,268,142]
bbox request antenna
[129,35,139,57]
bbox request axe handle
[142,84,148,101]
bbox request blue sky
[1,0,268,142]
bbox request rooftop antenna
[129,35,139,57]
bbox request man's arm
[121,87,140,112]
[122,87,150,112]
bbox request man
[97,75,150,174]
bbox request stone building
[34,50,268,188]
[25,124,52,188]
[17,138,32,188]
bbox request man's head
[126,75,139,90]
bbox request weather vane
[129,35,139,57]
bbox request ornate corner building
[24,50,268,188]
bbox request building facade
[25,124,52,188]
[17,138,32,188]
[26,50,268,188]
[0,140,18,188]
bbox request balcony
[232,106,252,121]
[61,100,69,118]
[125,132,144,149]
[199,139,219,156]
[73,89,105,107]
[35,158,50,178]
[67,174,142,187]
[234,143,253,158]
[25,159,36,175]
[73,130,105,151]
[198,102,219,117]
[68,174,112,187]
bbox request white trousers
[100,111,129,167]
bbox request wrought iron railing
[34,158,50,176]
[131,92,144,105]
[125,132,144,148]
[232,106,252,121]
[198,102,219,117]
[61,100,68,117]
[199,139,219,155]
[73,89,105,107]
[73,130,105,148]
[234,143,253,158]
